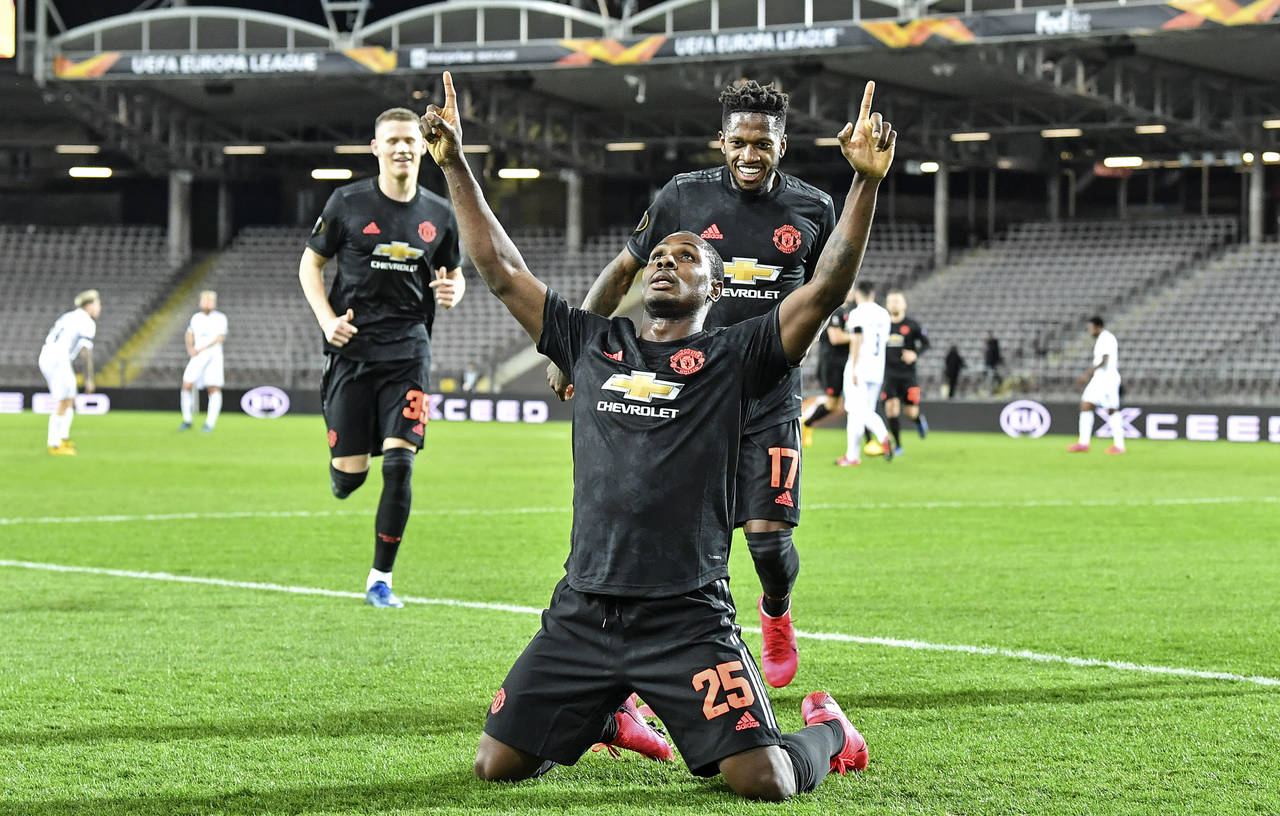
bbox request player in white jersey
[836,280,893,466]
[179,290,229,432]
[1068,315,1125,455]
[38,289,100,455]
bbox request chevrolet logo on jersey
[372,241,425,261]
[602,371,682,403]
[724,257,782,285]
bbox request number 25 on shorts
[692,660,756,720]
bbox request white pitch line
[1,558,1277,689]
[0,495,1274,527]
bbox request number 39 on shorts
[691,660,755,720]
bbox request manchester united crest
[773,224,802,254]
[669,348,706,375]
[418,220,437,243]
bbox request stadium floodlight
[68,166,112,178]
[1263,119,1280,129]
[463,144,491,154]
[1041,127,1083,138]
[1134,124,1167,135]
[333,144,370,154]
[605,142,645,152]
[1102,156,1144,168]
[223,145,266,155]
[1242,152,1255,163]
[707,139,721,149]
[55,144,100,154]
[813,137,841,147]
[1263,152,1280,163]
[311,168,354,180]
[919,161,941,173]
[949,131,991,142]
[498,168,541,179]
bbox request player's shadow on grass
[0,704,478,747]
[5,769,752,816]
[844,678,1270,710]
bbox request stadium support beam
[168,169,192,267]
[1248,159,1264,244]
[934,164,948,267]
[1047,171,1060,222]
[562,168,583,251]
[217,181,232,249]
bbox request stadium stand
[1046,238,1280,403]
[0,225,177,385]
[901,217,1239,399]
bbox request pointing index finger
[858,80,876,123]
[443,71,456,112]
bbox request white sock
[1107,412,1126,450]
[845,409,865,460]
[206,391,222,428]
[60,409,74,441]
[1078,411,1094,446]
[180,389,194,423]
[47,413,61,448]
[367,568,393,590]
[865,410,889,442]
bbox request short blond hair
[200,290,217,300]
[74,289,100,308]
[375,107,419,131]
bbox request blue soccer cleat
[178,422,192,431]
[201,424,214,433]
[893,446,904,457]
[917,415,929,438]
[365,581,404,608]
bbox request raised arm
[777,82,895,363]
[422,72,547,343]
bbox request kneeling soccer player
[422,72,889,799]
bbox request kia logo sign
[1001,399,1052,438]
[241,386,291,418]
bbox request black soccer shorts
[483,577,784,776]
[818,356,845,397]
[734,419,802,527]
[321,354,430,458]
[883,371,921,405]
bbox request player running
[800,290,855,448]
[178,290,228,433]
[882,289,929,456]
[298,106,465,608]
[546,79,838,688]
[836,280,893,466]
[423,69,890,802]
[38,289,99,455]
[1069,315,1126,454]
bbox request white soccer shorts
[39,352,77,401]
[183,352,225,389]
[1082,373,1120,410]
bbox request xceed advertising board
[998,400,1280,443]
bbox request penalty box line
[0,495,1275,527]
[1,558,1277,690]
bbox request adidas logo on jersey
[735,711,761,731]
[701,224,724,240]
[774,490,795,507]
[362,222,381,234]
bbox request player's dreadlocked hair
[718,80,789,131]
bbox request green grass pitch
[2,411,1278,815]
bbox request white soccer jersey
[1092,329,1119,377]
[41,308,96,362]
[188,310,228,356]
[845,301,891,381]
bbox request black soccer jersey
[307,177,461,361]
[886,316,929,374]
[625,166,835,433]
[818,303,854,367]
[536,288,793,598]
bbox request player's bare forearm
[777,175,880,362]
[827,326,851,346]
[438,158,547,342]
[298,249,337,326]
[581,248,644,316]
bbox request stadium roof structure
[4,0,1279,178]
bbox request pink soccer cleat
[1066,443,1090,452]
[600,694,673,761]
[802,691,868,774]
[758,596,798,688]
[834,456,861,467]
[1105,445,1125,455]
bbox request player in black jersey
[424,72,894,801]
[800,294,855,448]
[298,106,464,608]
[882,290,930,456]
[546,80,837,689]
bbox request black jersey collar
[719,165,786,202]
